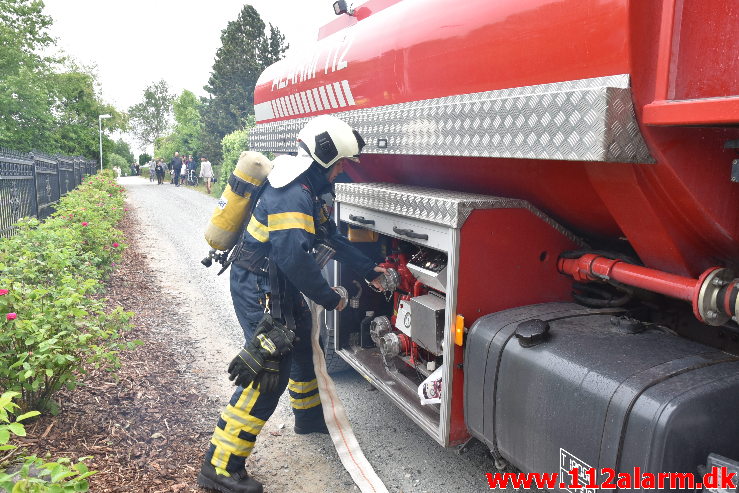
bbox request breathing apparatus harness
[201,178,268,275]
[232,163,341,329]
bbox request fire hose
[308,299,389,493]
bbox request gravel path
[121,176,500,493]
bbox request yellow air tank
[204,151,273,251]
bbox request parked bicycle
[186,169,199,187]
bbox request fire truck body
[250,0,739,485]
[253,0,739,277]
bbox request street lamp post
[98,114,112,171]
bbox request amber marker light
[455,314,465,346]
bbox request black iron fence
[0,148,98,238]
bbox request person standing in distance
[170,151,183,187]
[197,115,386,493]
[155,159,165,185]
[199,156,214,194]
[188,154,197,177]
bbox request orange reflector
[455,315,465,346]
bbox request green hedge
[0,392,94,491]
[213,127,248,197]
[0,171,134,415]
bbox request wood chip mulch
[13,211,216,492]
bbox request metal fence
[0,148,98,238]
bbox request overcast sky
[42,0,338,154]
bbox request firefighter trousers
[205,265,324,474]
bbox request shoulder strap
[217,183,269,276]
[268,258,296,332]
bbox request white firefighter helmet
[268,115,365,188]
[298,114,365,168]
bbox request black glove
[253,314,295,357]
[227,315,296,388]
[253,358,280,393]
[227,344,264,388]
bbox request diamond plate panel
[251,75,654,164]
[336,182,584,246]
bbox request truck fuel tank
[465,302,739,488]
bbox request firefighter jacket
[240,164,377,310]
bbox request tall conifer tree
[200,5,288,163]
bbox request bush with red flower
[0,170,134,415]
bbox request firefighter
[198,115,385,493]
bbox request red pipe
[558,253,733,324]
[558,254,700,301]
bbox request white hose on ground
[309,300,389,493]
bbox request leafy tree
[0,1,124,156]
[0,0,54,73]
[212,117,255,196]
[154,90,202,160]
[173,90,202,153]
[0,0,55,151]
[200,5,288,163]
[154,135,176,165]
[111,138,134,164]
[138,153,152,165]
[47,70,123,157]
[0,66,56,151]
[107,153,128,174]
[128,80,174,151]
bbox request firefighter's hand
[332,286,348,311]
[369,266,387,292]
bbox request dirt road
[121,176,498,493]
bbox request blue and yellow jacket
[241,164,376,310]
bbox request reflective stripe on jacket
[241,166,375,310]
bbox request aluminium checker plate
[335,182,585,246]
[251,74,654,164]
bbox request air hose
[308,300,389,493]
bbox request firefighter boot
[292,400,329,434]
[289,377,328,434]
[197,459,263,493]
[294,419,329,435]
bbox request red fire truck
[249,0,739,484]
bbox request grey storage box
[410,293,446,355]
